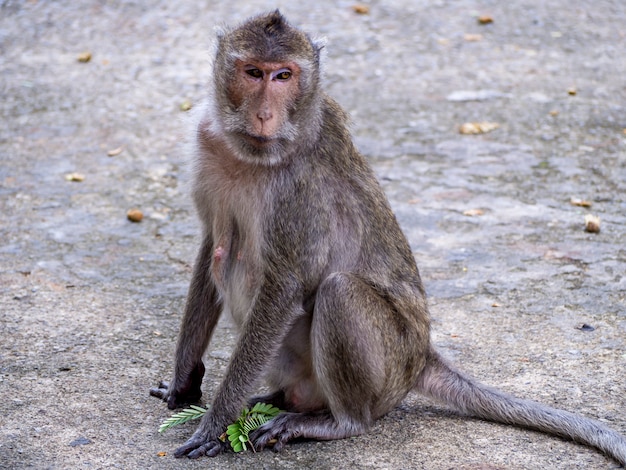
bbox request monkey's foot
[252,410,366,452]
[251,412,304,452]
[174,435,227,459]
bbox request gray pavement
[1,1,625,469]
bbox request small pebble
[127,209,143,223]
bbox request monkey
[150,10,626,465]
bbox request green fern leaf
[158,404,208,433]
[158,401,282,453]
[225,402,283,452]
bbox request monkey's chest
[210,218,262,329]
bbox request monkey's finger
[270,438,285,453]
[173,439,200,458]
[149,387,168,400]
[174,438,222,459]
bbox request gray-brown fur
[150,10,626,465]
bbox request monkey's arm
[150,235,223,409]
[174,271,303,458]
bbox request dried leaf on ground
[65,172,85,182]
[77,51,92,63]
[459,122,500,135]
[463,209,484,216]
[570,197,592,208]
[352,4,370,14]
[107,146,123,157]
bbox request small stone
[584,214,600,233]
[69,437,92,447]
[127,209,144,223]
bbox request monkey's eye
[274,69,292,81]
[245,68,263,79]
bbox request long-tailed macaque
[150,10,626,465]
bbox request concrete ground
[1,1,624,469]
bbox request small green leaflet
[158,404,207,434]
[224,402,282,452]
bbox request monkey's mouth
[241,133,276,147]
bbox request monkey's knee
[315,272,388,323]
[316,272,363,309]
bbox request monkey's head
[212,10,324,165]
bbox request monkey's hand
[149,361,205,410]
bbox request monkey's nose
[257,111,273,122]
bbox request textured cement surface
[1,1,625,469]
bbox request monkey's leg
[247,390,288,410]
[253,272,413,451]
[150,236,223,409]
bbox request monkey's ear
[310,36,327,60]
[214,24,227,41]
[312,36,327,52]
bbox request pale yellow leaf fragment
[77,51,92,63]
[463,209,484,216]
[107,146,123,157]
[464,33,483,42]
[570,197,592,208]
[65,172,85,182]
[459,122,500,135]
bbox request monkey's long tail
[415,348,626,466]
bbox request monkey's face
[219,59,301,163]
[210,11,323,165]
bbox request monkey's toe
[149,381,169,400]
[251,413,301,452]
[175,437,224,459]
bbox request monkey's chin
[243,133,276,147]
[231,133,290,166]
